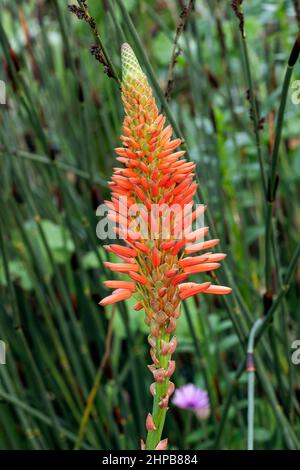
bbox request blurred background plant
[0,0,300,450]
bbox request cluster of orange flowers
[100,44,231,311]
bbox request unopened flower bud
[148,335,156,348]
[165,267,178,278]
[160,340,170,355]
[150,347,159,365]
[155,438,168,450]
[159,395,169,408]
[167,286,175,301]
[164,301,174,315]
[149,367,165,383]
[173,307,181,319]
[150,320,160,337]
[146,413,156,431]
[155,310,168,326]
[154,281,164,290]
[166,317,176,333]
[168,336,177,354]
[150,382,156,396]
[168,381,175,397]
[134,301,143,311]
[158,287,167,297]
[166,360,176,378]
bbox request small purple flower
[172,384,210,420]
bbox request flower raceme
[99,43,231,450]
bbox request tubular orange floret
[185,226,209,243]
[171,273,189,285]
[152,247,160,267]
[133,301,144,311]
[183,263,220,274]
[179,282,212,300]
[204,285,232,295]
[99,43,231,450]
[104,262,140,273]
[128,271,148,285]
[179,253,212,267]
[104,244,137,258]
[184,239,220,254]
[103,280,136,290]
[99,288,133,306]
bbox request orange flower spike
[99,43,231,450]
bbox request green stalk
[239,36,267,197]
[246,318,264,450]
[258,243,300,341]
[265,38,299,295]
[145,332,170,450]
[265,65,293,291]
[77,0,121,86]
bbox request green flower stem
[145,332,170,450]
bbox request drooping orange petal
[179,253,212,267]
[183,263,220,274]
[171,273,189,285]
[205,253,227,262]
[104,244,137,258]
[185,227,209,243]
[104,280,136,290]
[184,239,220,254]
[179,282,212,299]
[99,288,133,306]
[128,271,148,285]
[104,262,140,273]
[203,285,232,295]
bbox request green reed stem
[77,0,121,86]
[239,35,267,197]
[265,65,293,292]
[247,318,264,450]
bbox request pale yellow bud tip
[121,42,144,82]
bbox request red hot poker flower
[99,43,231,450]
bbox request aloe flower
[100,43,231,450]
